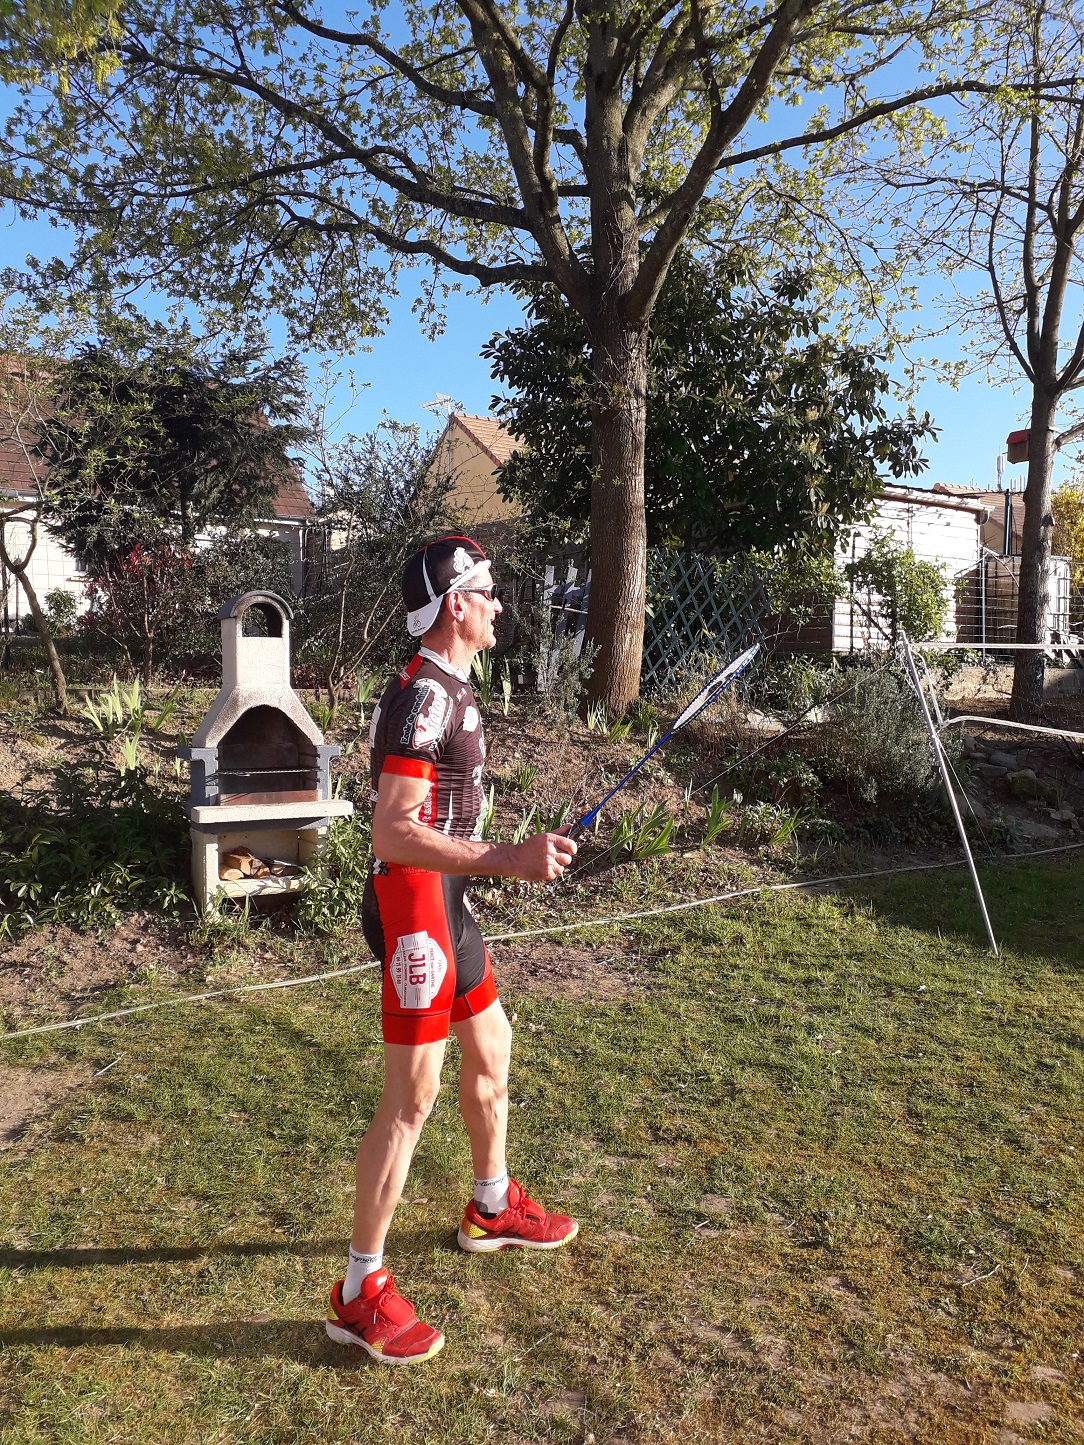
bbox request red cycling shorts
[361,864,498,1045]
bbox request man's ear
[444,591,466,624]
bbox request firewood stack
[219,847,301,881]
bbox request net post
[900,631,999,956]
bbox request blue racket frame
[570,642,760,836]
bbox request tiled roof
[270,473,314,519]
[450,413,520,467]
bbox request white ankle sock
[343,1246,383,1303]
[474,1169,510,1216]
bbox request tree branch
[715,79,1081,172]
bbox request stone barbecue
[178,591,353,911]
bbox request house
[0,359,315,631]
[782,481,1072,652]
[428,412,520,530]
[930,482,1024,554]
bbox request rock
[955,791,988,821]
[1017,819,1060,843]
[1049,807,1079,829]
[1007,768,1058,803]
[988,749,1020,770]
[977,762,1008,782]
[960,733,984,759]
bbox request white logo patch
[411,680,450,751]
[390,930,448,1009]
[462,705,479,733]
[452,546,474,577]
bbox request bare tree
[865,0,1084,717]
[3,0,1030,707]
[0,356,68,713]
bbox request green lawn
[1,853,1082,1442]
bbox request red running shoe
[325,1269,444,1364]
[458,1178,579,1253]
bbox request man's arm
[372,772,576,881]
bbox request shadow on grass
[835,847,1084,971]
[0,1319,363,1368]
[0,1225,466,1274]
[0,1238,341,1271]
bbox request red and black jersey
[367,647,486,860]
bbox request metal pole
[918,648,945,729]
[900,631,999,956]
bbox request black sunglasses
[455,585,499,600]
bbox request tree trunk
[584,317,649,712]
[1010,389,1058,720]
[14,569,68,715]
[0,517,68,715]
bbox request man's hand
[509,829,578,881]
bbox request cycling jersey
[367,647,486,857]
[363,647,497,1044]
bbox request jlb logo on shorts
[390,930,448,1010]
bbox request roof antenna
[422,394,463,417]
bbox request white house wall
[1,506,307,629]
[1,509,87,627]
[831,497,982,651]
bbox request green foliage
[293,814,372,935]
[537,801,571,832]
[750,543,844,625]
[843,531,949,645]
[513,761,537,794]
[77,675,180,741]
[607,801,675,863]
[702,785,734,845]
[478,784,497,840]
[734,794,803,849]
[306,693,334,732]
[539,634,598,722]
[628,697,658,734]
[471,649,494,710]
[0,738,188,940]
[825,668,941,805]
[38,339,308,568]
[487,252,934,554]
[44,586,77,634]
[753,654,839,717]
[511,806,536,844]
[606,715,632,746]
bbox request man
[326,534,579,1364]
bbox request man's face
[454,562,502,652]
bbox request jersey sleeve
[379,675,456,784]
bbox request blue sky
[329,279,1033,494]
[0,75,1041,500]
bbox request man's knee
[385,1075,441,1135]
[467,1012,512,1092]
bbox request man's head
[402,534,502,654]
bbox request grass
[1,854,1082,1441]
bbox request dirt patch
[0,1062,92,1150]
[492,939,652,1000]
[0,913,206,1029]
